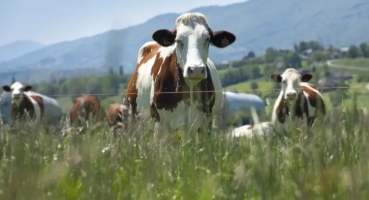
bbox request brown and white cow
[2,82,63,125]
[106,103,130,130]
[69,95,105,126]
[270,68,326,128]
[126,12,236,135]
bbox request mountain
[0,40,44,62]
[0,0,368,85]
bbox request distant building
[340,47,349,53]
[330,72,352,80]
[331,52,341,59]
[318,77,340,92]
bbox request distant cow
[106,103,130,130]
[231,122,274,138]
[126,12,236,135]
[270,68,326,127]
[2,82,62,125]
[69,95,104,126]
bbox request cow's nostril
[188,68,194,74]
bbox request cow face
[270,68,312,102]
[152,12,236,84]
[2,82,32,106]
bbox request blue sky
[0,0,245,46]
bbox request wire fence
[0,84,365,97]
[0,84,366,102]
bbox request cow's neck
[176,62,209,105]
[12,96,33,119]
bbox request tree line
[1,40,367,103]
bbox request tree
[307,40,324,51]
[348,45,359,58]
[11,77,16,84]
[265,47,278,63]
[287,52,302,68]
[299,41,308,53]
[250,82,259,90]
[119,65,124,75]
[323,64,330,77]
[293,43,299,53]
[251,66,261,79]
[246,51,255,58]
[359,43,369,58]
[109,67,115,75]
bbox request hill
[0,40,44,62]
[0,0,368,84]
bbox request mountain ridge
[0,0,368,85]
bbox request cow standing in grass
[69,95,105,126]
[270,68,326,128]
[126,12,236,135]
[106,103,130,130]
[2,82,62,126]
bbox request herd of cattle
[0,12,328,138]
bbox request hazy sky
[0,0,245,46]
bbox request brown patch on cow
[29,96,45,119]
[301,86,326,116]
[69,95,105,126]
[138,43,161,66]
[127,45,216,129]
[106,103,129,129]
[126,43,161,122]
[11,95,45,122]
[275,85,326,127]
[247,125,253,130]
[307,83,317,89]
[151,52,215,119]
[274,95,290,124]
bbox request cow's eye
[282,80,286,84]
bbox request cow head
[270,68,313,101]
[2,82,32,106]
[152,12,236,85]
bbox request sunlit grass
[1,107,369,199]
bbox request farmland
[2,41,369,199]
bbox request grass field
[331,58,369,69]
[3,58,369,199]
[1,108,369,199]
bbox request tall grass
[0,108,369,199]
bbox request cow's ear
[301,73,313,82]
[270,74,282,83]
[211,30,236,48]
[152,29,176,47]
[24,85,32,91]
[2,85,10,92]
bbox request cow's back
[26,91,62,125]
[126,41,165,115]
[205,58,223,115]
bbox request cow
[270,68,326,129]
[106,103,130,130]
[126,12,236,135]
[231,122,274,138]
[2,82,63,126]
[69,95,105,126]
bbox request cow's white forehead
[175,12,209,32]
[281,68,300,80]
[10,81,24,90]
